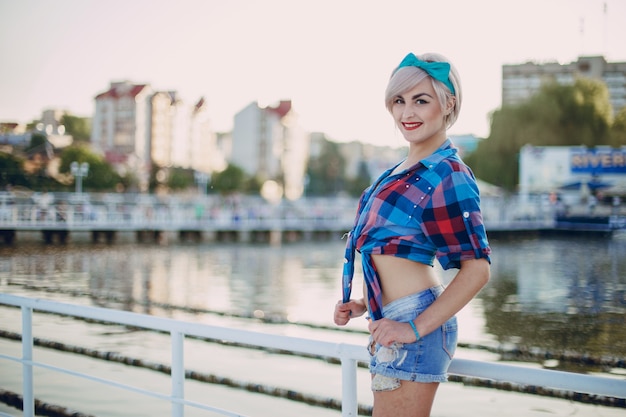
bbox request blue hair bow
[395,53,455,95]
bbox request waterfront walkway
[1,191,624,245]
[0,192,359,244]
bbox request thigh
[373,380,439,417]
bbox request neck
[406,135,447,165]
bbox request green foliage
[210,164,247,194]
[610,107,626,146]
[167,167,195,190]
[148,162,163,193]
[59,145,121,191]
[466,78,620,191]
[305,139,346,196]
[0,153,29,188]
[61,114,91,142]
[0,149,62,191]
[544,78,612,146]
[25,133,48,152]
[345,160,372,197]
[243,176,262,194]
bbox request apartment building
[150,91,177,168]
[91,81,222,191]
[231,100,309,200]
[91,81,153,190]
[189,97,223,174]
[502,55,626,112]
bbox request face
[390,78,451,149]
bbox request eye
[393,97,405,105]
[415,98,429,105]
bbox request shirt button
[463,211,470,218]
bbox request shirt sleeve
[420,167,491,270]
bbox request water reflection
[1,242,348,325]
[483,234,626,361]
[1,233,625,362]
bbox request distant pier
[1,192,624,245]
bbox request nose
[402,104,416,119]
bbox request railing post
[22,306,34,417]
[340,356,358,417]
[171,331,185,417]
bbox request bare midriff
[369,254,440,306]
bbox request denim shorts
[368,285,458,386]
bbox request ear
[445,97,456,115]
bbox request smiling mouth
[403,122,422,130]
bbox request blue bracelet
[409,320,420,342]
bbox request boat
[555,213,626,233]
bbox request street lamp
[70,161,89,194]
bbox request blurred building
[0,123,31,147]
[91,81,223,191]
[91,81,154,190]
[231,100,308,200]
[38,109,73,149]
[518,144,626,202]
[502,55,626,113]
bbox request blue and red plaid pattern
[342,140,491,320]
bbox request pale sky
[1,0,624,146]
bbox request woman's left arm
[368,258,490,346]
[412,258,490,337]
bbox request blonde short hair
[384,52,462,128]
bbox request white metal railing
[1,293,625,417]
[0,199,357,233]
[0,191,598,234]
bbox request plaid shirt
[342,140,491,320]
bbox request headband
[394,53,456,95]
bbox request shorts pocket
[442,316,458,359]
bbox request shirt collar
[424,138,457,168]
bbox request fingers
[334,299,368,325]
[368,318,401,347]
[334,300,352,325]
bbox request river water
[1,231,625,416]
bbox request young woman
[334,52,492,417]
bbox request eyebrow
[410,92,433,100]
[395,92,433,101]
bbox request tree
[346,160,372,197]
[15,134,63,190]
[25,133,48,153]
[210,164,247,194]
[61,114,91,142]
[465,78,616,191]
[167,167,195,191]
[59,146,121,191]
[0,153,29,189]
[305,139,346,196]
[610,107,626,147]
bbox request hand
[334,299,366,325]
[368,318,417,347]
